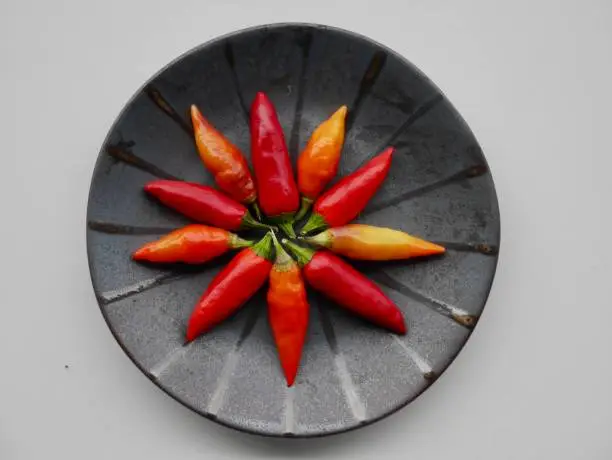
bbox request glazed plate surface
[86,23,500,437]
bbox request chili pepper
[283,240,406,334]
[186,233,274,342]
[144,180,270,231]
[267,233,309,386]
[190,105,258,210]
[250,92,299,237]
[304,224,445,260]
[132,224,252,264]
[299,147,394,235]
[295,105,348,221]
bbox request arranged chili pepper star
[131,92,445,387]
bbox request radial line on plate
[391,335,433,376]
[288,29,313,159]
[317,304,367,422]
[362,164,488,218]
[284,385,296,434]
[98,273,185,305]
[149,343,191,379]
[144,85,192,136]
[345,50,388,133]
[105,143,181,181]
[370,271,478,329]
[87,220,176,235]
[207,306,262,416]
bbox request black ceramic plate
[87,23,500,437]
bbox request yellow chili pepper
[304,224,445,260]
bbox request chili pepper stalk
[282,239,406,335]
[267,233,309,386]
[295,105,348,221]
[299,147,394,235]
[133,224,252,264]
[250,92,300,235]
[144,180,272,232]
[305,224,445,260]
[191,105,257,205]
[186,233,274,342]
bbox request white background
[1,0,611,458]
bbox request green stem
[271,231,293,266]
[251,202,263,221]
[277,221,296,238]
[251,232,274,260]
[269,212,296,238]
[294,196,313,222]
[229,234,253,249]
[304,230,331,248]
[281,239,315,267]
[298,212,328,235]
[242,212,275,231]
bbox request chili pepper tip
[334,105,348,119]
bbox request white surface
[1,0,611,458]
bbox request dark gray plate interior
[86,23,500,438]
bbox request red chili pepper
[283,240,406,334]
[191,105,257,206]
[186,233,274,342]
[267,234,309,386]
[250,92,300,236]
[132,224,252,264]
[305,224,445,260]
[299,147,394,235]
[295,105,348,220]
[144,180,269,231]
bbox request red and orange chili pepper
[283,240,406,334]
[295,105,348,220]
[304,224,445,260]
[186,233,274,342]
[132,224,251,265]
[299,147,394,235]
[250,92,300,236]
[144,180,269,232]
[190,105,258,212]
[267,234,309,386]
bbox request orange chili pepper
[132,224,251,264]
[267,234,309,387]
[304,224,445,260]
[190,105,257,205]
[295,105,348,220]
